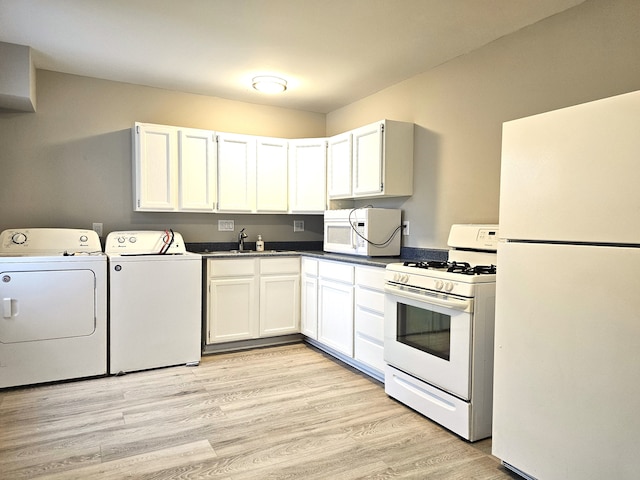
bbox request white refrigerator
[493,90,640,480]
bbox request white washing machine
[106,230,202,374]
[0,228,107,388]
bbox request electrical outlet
[293,220,304,232]
[402,221,410,236]
[218,220,235,232]
[92,222,103,237]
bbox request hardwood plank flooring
[0,343,520,479]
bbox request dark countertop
[188,240,447,267]
[192,249,445,268]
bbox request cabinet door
[354,266,386,373]
[207,276,258,343]
[256,137,289,212]
[259,274,300,336]
[133,123,178,211]
[178,128,216,212]
[352,122,384,197]
[217,132,256,212]
[301,258,319,339]
[288,138,327,213]
[301,274,318,338]
[327,132,352,199]
[318,278,354,356]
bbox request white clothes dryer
[0,228,107,388]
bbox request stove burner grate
[402,260,496,275]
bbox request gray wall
[328,0,640,248]
[1,0,639,249]
[0,72,327,245]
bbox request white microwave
[323,208,402,256]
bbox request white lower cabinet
[317,260,355,357]
[302,258,386,380]
[259,257,300,336]
[354,265,386,376]
[207,258,258,343]
[206,257,300,344]
[301,258,319,338]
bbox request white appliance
[493,90,640,480]
[106,230,201,374]
[384,224,498,441]
[324,208,402,256]
[0,228,107,388]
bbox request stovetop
[402,260,497,276]
[385,224,498,298]
[385,260,497,298]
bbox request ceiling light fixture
[252,75,287,94]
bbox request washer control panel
[105,231,187,255]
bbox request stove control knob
[394,273,407,283]
[11,232,27,244]
[445,282,454,292]
[403,274,409,283]
[435,280,444,290]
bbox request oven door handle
[385,284,473,312]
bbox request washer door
[1,269,96,343]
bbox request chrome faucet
[238,228,248,251]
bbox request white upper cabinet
[134,122,216,212]
[351,120,414,198]
[327,132,352,199]
[328,120,414,199]
[133,119,413,213]
[178,128,216,212]
[216,132,257,213]
[133,123,178,211]
[352,122,384,196]
[217,134,293,214]
[288,138,327,214]
[256,137,289,213]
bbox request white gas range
[383,224,498,442]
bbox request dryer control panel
[0,228,102,255]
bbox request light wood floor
[0,343,519,479]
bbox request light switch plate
[293,220,304,232]
[218,220,235,232]
[92,222,103,237]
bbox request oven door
[384,283,473,400]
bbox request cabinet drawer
[354,332,384,373]
[355,265,386,290]
[355,286,384,314]
[319,260,354,283]
[208,258,256,277]
[260,257,300,275]
[355,307,384,342]
[302,257,318,276]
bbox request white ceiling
[0,0,585,114]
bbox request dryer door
[0,269,96,343]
